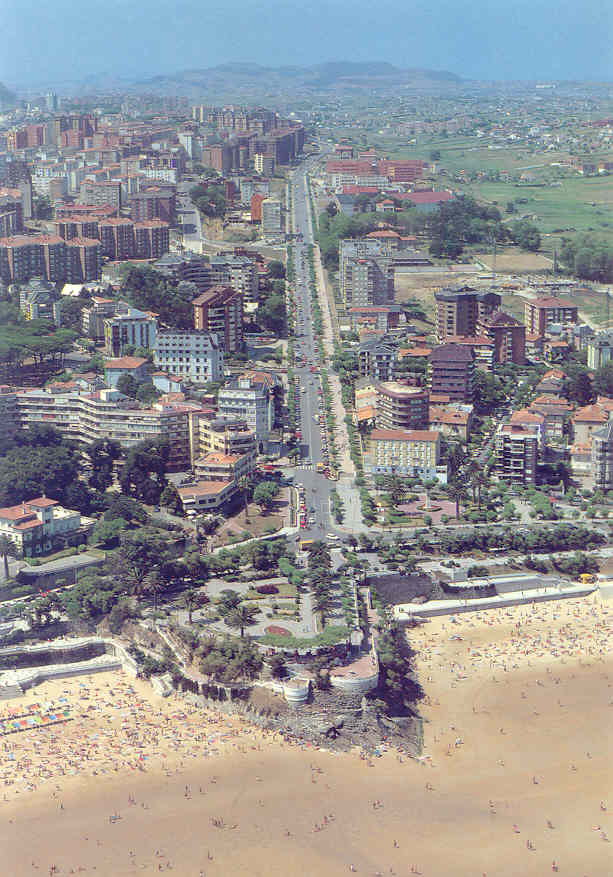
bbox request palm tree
[448,478,464,521]
[143,569,164,612]
[466,461,481,505]
[313,590,333,626]
[474,470,488,509]
[226,605,258,637]
[0,535,17,580]
[181,588,203,624]
[238,476,250,522]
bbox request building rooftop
[572,404,608,423]
[377,381,427,398]
[430,343,475,363]
[370,429,438,442]
[178,480,232,497]
[104,357,148,370]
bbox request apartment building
[528,395,572,441]
[194,450,253,483]
[103,303,158,356]
[217,371,278,444]
[0,385,18,443]
[133,220,169,259]
[82,297,119,340]
[348,305,402,333]
[129,186,176,224]
[444,334,494,371]
[254,153,275,175]
[587,332,613,370]
[65,238,102,282]
[341,257,394,309]
[524,296,578,337]
[376,382,429,430]
[509,408,546,457]
[153,252,214,292]
[0,187,23,237]
[339,238,396,310]
[261,198,283,238]
[494,423,538,485]
[358,338,396,382]
[477,311,525,364]
[0,234,101,284]
[55,215,170,261]
[428,343,475,403]
[98,218,137,260]
[192,285,244,354]
[193,416,257,466]
[208,254,259,303]
[0,497,87,557]
[79,179,122,211]
[19,278,61,325]
[15,388,206,470]
[364,428,443,480]
[591,421,613,490]
[153,330,223,383]
[434,287,501,342]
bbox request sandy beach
[1,593,611,876]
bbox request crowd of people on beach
[0,677,289,800]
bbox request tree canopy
[121,266,194,328]
[118,438,170,504]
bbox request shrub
[256,584,279,595]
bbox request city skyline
[3,0,613,89]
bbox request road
[287,163,335,541]
[286,157,368,540]
[176,181,203,253]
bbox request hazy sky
[3,0,612,87]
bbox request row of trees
[560,235,613,282]
[0,299,78,380]
[429,196,541,257]
[418,523,605,556]
[255,261,287,335]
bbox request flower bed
[264,625,291,637]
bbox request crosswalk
[294,462,314,470]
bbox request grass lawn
[561,287,612,328]
[245,582,297,600]
[216,492,288,546]
[459,176,613,251]
[256,624,350,649]
[500,293,528,322]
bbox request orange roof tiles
[104,357,148,370]
[572,404,608,423]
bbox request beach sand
[1,593,612,876]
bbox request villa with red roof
[0,497,91,557]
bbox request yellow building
[364,428,444,481]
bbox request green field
[461,176,613,236]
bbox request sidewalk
[312,241,356,480]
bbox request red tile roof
[572,404,608,423]
[104,357,148,370]
[370,429,439,441]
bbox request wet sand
[1,594,612,876]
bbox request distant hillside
[134,61,462,100]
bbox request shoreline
[1,593,611,876]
